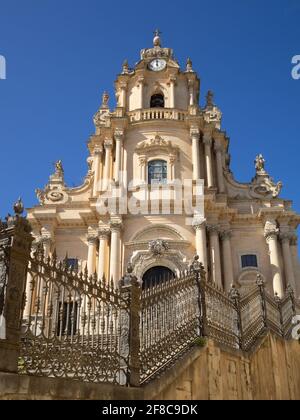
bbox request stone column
[214,143,225,193]
[220,230,234,292]
[98,228,110,281]
[169,77,176,108]
[264,222,284,297]
[191,128,201,181]
[40,227,54,256]
[114,129,124,184]
[203,131,214,188]
[119,83,127,108]
[87,232,97,277]
[280,233,296,293]
[193,218,208,271]
[208,225,222,288]
[188,79,195,106]
[103,139,113,190]
[109,219,123,287]
[93,147,103,196]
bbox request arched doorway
[142,266,175,289]
[150,93,165,108]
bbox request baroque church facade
[28,33,300,298]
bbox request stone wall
[0,333,299,400]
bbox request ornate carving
[149,239,169,257]
[264,221,279,241]
[192,218,206,231]
[136,135,179,156]
[55,160,64,175]
[279,232,293,244]
[220,230,232,241]
[207,225,220,235]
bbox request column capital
[168,76,177,84]
[110,218,123,232]
[203,135,212,147]
[279,232,293,244]
[190,127,200,139]
[87,235,98,246]
[104,138,113,150]
[264,221,279,242]
[137,77,145,86]
[207,224,220,235]
[98,228,111,240]
[94,146,103,156]
[214,142,224,153]
[220,229,232,241]
[114,129,124,141]
[192,218,206,231]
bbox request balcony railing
[128,108,188,123]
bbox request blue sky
[0,0,299,222]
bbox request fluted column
[203,132,214,188]
[193,218,207,271]
[103,139,113,190]
[98,228,110,281]
[109,218,123,287]
[220,230,234,292]
[191,128,200,181]
[264,222,284,297]
[280,232,296,292]
[87,233,97,277]
[188,79,195,106]
[93,147,103,196]
[214,143,225,193]
[208,225,222,287]
[114,129,124,184]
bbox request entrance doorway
[142,266,175,289]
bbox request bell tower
[114,31,200,113]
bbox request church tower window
[150,93,165,108]
[148,160,167,185]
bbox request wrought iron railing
[20,248,130,385]
[0,210,297,387]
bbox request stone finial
[101,91,109,108]
[153,29,162,47]
[13,197,24,216]
[122,60,129,74]
[206,90,214,107]
[186,58,193,72]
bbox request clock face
[148,59,167,72]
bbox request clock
[148,59,167,72]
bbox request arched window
[150,93,165,108]
[148,160,167,185]
[142,266,175,289]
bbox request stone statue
[186,58,193,72]
[101,91,109,108]
[55,160,64,175]
[255,154,265,173]
[206,90,214,107]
